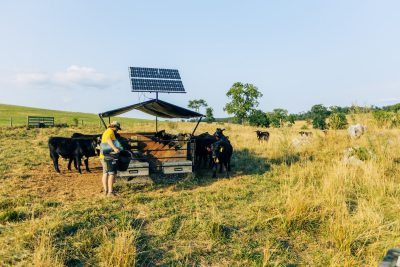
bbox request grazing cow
[299,131,313,137]
[154,130,174,145]
[348,124,367,139]
[255,130,270,142]
[153,130,186,150]
[210,129,233,178]
[48,137,98,173]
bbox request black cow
[255,130,270,143]
[153,130,186,150]
[48,137,98,173]
[154,130,173,145]
[71,133,101,139]
[193,132,217,168]
[210,129,233,178]
[70,133,101,170]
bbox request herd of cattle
[47,124,367,177]
[47,128,234,178]
[48,133,101,173]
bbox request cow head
[214,128,226,138]
[154,130,166,139]
[94,137,101,156]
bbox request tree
[329,105,350,114]
[287,114,296,127]
[249,109,270,127]
[205,107,215,123]
[328,113,348,129]
[224,82,263,124]
[311,104,330,129]
[373,110,400,128]
[268,108,288,128]
[188,99,208,112]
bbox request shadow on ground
[122,148,312,191]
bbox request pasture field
[1,115,400,266]
[0,104,148,127]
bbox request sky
[0,0,400,118]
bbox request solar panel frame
[129,67,185,93]
[131,78,185,93]
[130,67,181,80]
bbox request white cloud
[15,65,117,89]
[377,97,400,103]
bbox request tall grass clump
[32,233,64,267]
[97,227,139,267]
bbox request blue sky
[0,1,399,118]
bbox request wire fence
[0,116,105,127]
[1,116,149,127]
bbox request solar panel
[129,67,185,93]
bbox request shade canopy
[99,99,203,119]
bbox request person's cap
[110,121,121,130]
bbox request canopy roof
[99,99,203,119]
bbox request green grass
[0,103,149,127]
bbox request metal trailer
[98,99,203,178]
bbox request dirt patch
[20,159,104,200]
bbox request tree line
[188,82,400,129]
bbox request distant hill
[0,103,148,127]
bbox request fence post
[81,119,83,126]
[10,117,12,127]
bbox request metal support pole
[191,117,203,136]
[99,114,107,129]
[156,92,159,132]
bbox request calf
[70,133,101,170]
[48,137,98,173]
[255,130,270,143]
[193,132,216,168]
[210,141,233,178]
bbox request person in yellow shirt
[100,121,121,196]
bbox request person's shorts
[100,159,117,175]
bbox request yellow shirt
[99,128,116,159]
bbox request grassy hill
[0,111,399,265]
[0,103,149,127]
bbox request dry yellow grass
[0,118,399,266]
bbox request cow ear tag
[220,147,224,152]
